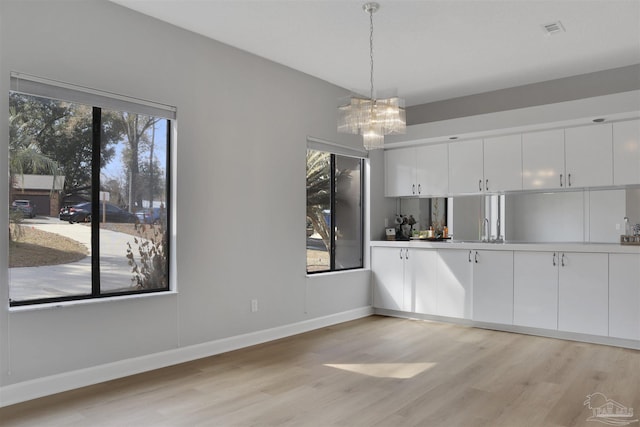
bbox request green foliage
[306,150,355,253]
[126,220,168,290]
[8,210,25,242]
[306,150,331,251]
[9,93,120,191]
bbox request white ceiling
[111,0,640,107]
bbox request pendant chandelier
[338,2,406,150]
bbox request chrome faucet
[483,218,490,242]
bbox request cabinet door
[385,148,416,197]
[609,254,640,340]
[558,252,608,336]
[372,247,406,310]
[513,251,558,330]
[448,139,484,194]
[436,249,473,319]
[416,143,448,196]
[483,134,522,192]
[613,119,640,185]
[565,123,613,188]
[412,249,438,315]
[522,129,565,190]
[472,250,514,324]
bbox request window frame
[8,73,174,307]
[306,145,365,275]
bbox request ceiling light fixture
[337,2,406,150]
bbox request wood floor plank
[1,315,638,427]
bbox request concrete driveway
[9,216,142,303]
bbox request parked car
[59,202,138,224]
[11,199,36,218]
[135,207,165,224]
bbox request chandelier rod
[368,3,375,103]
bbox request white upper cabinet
[564,123,613,188]
[522,129,566,190]
[416,143,448,196]
[385,148,416,197]
[448,139,484,194]
[613,119,640,185]
[483,134,523,192]
[385,144,449,197]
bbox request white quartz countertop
[371,240,640,254]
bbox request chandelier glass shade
[338,2,406,150]
[338,96,406,150]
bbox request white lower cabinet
[413,249,438,315]
[609,254,640,340]
[472,250,514,324]
[372,247,409,311]
[558,252,609,336]
[372,245,633,343]
[372,247,437,312]
[436,249,473,319]
[513,251,559,330]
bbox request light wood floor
[1,315,639,427]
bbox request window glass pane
[306,150,331,273]
[100,111,169,293]
[8,93,92,303]
[334,155,363,269]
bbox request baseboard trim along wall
[374,308,640,351]
[0,306,374,408]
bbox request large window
[306,148,364,273]
[8,74,174,306]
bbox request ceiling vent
[542,21,565,36]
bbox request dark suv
[59,202,138,224]
[11,199,36,218]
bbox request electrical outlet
[251,299,258,313]
[616,223,621,231]
[384,218,389,227]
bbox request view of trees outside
[306,150,331,272]
[8,92,169,303]
[306,150,363,273]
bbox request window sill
[8,290,178,313]
[306,268,369,279]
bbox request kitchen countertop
[371,239,640,254]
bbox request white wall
[0,0,371,404]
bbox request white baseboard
[0,306,373,408]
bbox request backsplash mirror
[398,188,638,243]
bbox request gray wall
[407,64,640,125]
[0,0,371,398]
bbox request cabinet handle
[405,249,409,260]
[485,179,489,192]
[468,250,472,263]
[412,184,416,195]
[561,253,566,267]
[478,179,483,192]
[568,173,572,187]
[560,174,563,187]
[474,251,479,264]
[552,252,557,266]
[399,249,404,259]
[417,184,421,194]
